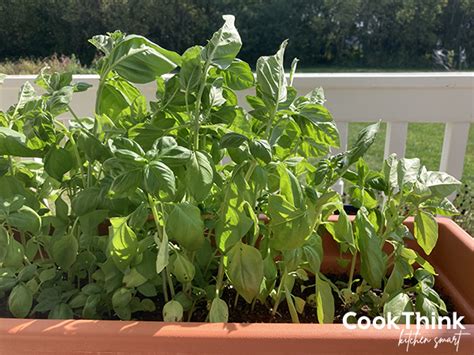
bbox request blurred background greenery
[0,0,472,71]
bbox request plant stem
[147,194,170,302]
[166,267,175,299]
[271,269,287,316]
[162,272,169,303]
[251,298,257,312]
[233,293,239,308]
[192,61,211,151]
[57,121,87,187]
[348,251,357,290]
[215,256,225,298]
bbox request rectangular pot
[1,217,473,354]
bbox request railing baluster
[384,122,408,158]
[333,121,348,154]
[440,122,470,180]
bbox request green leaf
[416,294,439,318]
[112,287,132,309]
[422,171,461,198]
[152,136,192,166]
[143,161,176,199]
[384,292,413,323]
[49,303,74,319]
[44,146,75,181]
[209,297,229,322]
[397,158,420,189]
[39,268,57,283]
[6,206,41,234]
[110,169,142,196]
[384,260,407,297]
[274,163,304,208]
[268,194,312,250]
[2,234,25,268]
[249,139,272,163]
[0,226,9,261]
[97,76,141,119]
[180,46,202,91]
[347,121,380,165]
[325,209,354,252]
[51,234,78,270]
[8,283,33,318]
[222,59,255,90]
[186,151,213,202]
[166,203,204,251]
[315,274,334,324]
[108,217,138,271]
[302,235,323,274]
[0,127,43,157]
[71,187,101,216]
[202,15,242,70]
[162,300,183,322]
[155,227,169,274]
[256,40,287,110]
[123,268,147,288]
[215,202,253,252]
[15,81,37,110]
[354,209,385,288]
[108,35,181,83]
[77,133,111,163]
[220,132,248,149]
[414,211,438,255]
[171,253,195,283]
[225,241,263,303]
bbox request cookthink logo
[342,312,471,352]
[342,311,465,330]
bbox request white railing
[1,73,473,182]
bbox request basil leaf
[256,40,287,110]
[209,297,229,322]
[186,151,213,202]
[355,209,385,289]
[108,35,181,83]
[414,211,438,255]
[6,206,41,234]
[51,234,78,271]
[8,283,33,318]
[202,15,242,70]
[180,46,202,91]
[221,59,255,90]
[225,241,263,303]
[44,146,75,181]
[166,203,204,251]
[108,217,138,271]
[143,161,176,199]
[315,274,334,324]
[384,292,413,323]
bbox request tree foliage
[0,0,472,69]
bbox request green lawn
[346,122,474,187]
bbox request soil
[1,274,457,323]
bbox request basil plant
[0,15,460,323]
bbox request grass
[0,55,93,75]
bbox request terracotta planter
[1,217,473,354]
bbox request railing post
[440,122,470,180]
[384,122,408,158]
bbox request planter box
[1,217,473,354]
